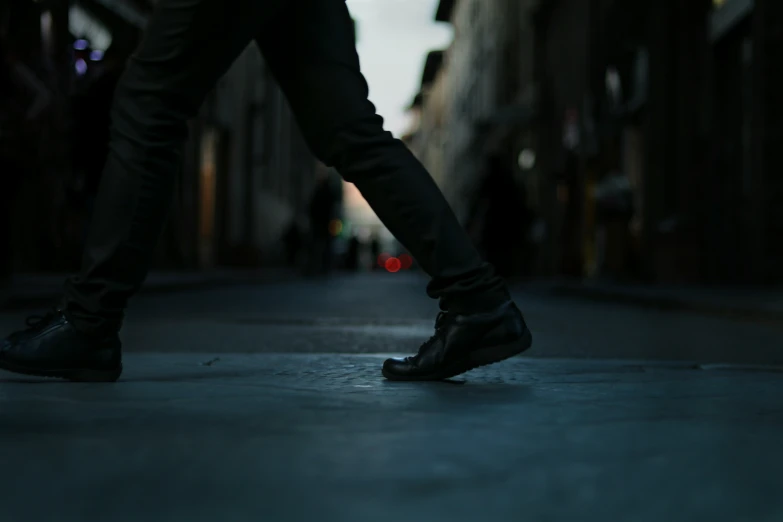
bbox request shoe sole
[382,329,533,382]
[0,359,122,383]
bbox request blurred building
[415,0,783,284]
[404,50,449,189]
[589,0,783,284]
[2,0,318,274]
[185,45,317,270]
[429,0,504,221]
[413,0,541,275]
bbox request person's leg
[0,0,283,381]
[257,1,531,381]
[61,0,284,334]
[0,172,14,290]
[255,2,508,315]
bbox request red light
[399,253,413,269]
[328,219,343,237]
[385,257,401,273]
[377,253,390,267]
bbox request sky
[345,0,454,138]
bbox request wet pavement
[1,272,782,521]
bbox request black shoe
[382,301,532,381]
[0,310,122,382]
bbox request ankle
[443,290,511,315]
[61,308,122,338]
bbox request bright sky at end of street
[346,0,454,138]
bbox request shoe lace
[25,309,60,331]
[417,311,451,355]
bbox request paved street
[3,272,782,363]
[1,273,782,522]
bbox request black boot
[0,310,122,382]
[382,301,532,381]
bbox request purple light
[89,50,104,61]
[74,58,88,76]
[73,39,89,50]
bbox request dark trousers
[0,161,18,283]
[62,0,508,334]
[0,189,12,283]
